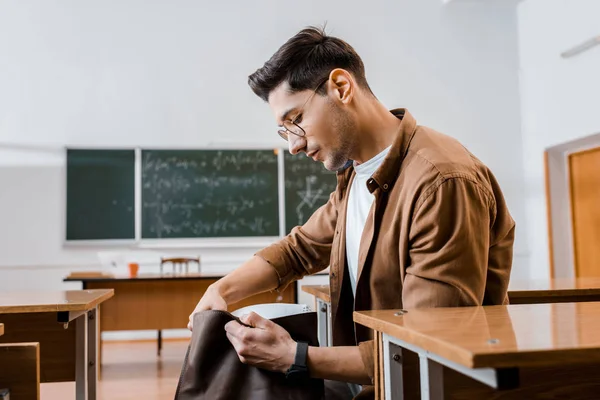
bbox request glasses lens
[283,121,304,137]
[278,129,289,141]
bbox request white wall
[0,0,527,299]
[517,0,600,279]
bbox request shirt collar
[337,108,418,194]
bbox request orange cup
[128,262,139,278]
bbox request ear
[328,68,354,105]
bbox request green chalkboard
[283,152,337,234]
[66,149,135,240]
[141,150,280,238]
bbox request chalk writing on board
[294,176,330,226]
[142,150,279,238]
[284,153,337,233]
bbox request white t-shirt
[345,146,392,297]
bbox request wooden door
[569,147,600,277]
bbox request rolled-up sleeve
[358,339,376,383]
[255,191,339,291]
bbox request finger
[226,332,249,364]
[225,320,251,340]
[188,313,195,331]
[224,319,242,333]
[242,312,275,330]
[226,331,239,347]
[226,323,256,344]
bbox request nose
[288,135,307,155]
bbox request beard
[322,103,355,171]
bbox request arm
[213,256,279,305]
[255,190,339,291]
[404,176,504,308]
[189,190,340,328]
[307,346,371,385]
[188,256,279,329]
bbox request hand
[224,312,297,373]
[188,284,228,331]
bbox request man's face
[268,81,354,171]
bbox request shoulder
[400,125,496,204]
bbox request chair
[156,257,201,356]
[160,257,201,275]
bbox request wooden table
[302,278,600,348]
[65,272,296,359]
[355,302,600,399]
[0,289,113,400]
[507,277,600,304]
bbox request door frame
[545,132,600,278]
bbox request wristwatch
[285,341,309,381]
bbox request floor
[41,339,189,400]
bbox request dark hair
[248,26,371,102]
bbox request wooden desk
[0,323,3,336]
[0,289,113,400]
[355,302,600,399]
[508,277,600,304]
[65,273,296,359]
[302,278,600,347]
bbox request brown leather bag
[175,310,328,400]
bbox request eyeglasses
[277,78,328,141]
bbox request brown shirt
[256,109,515,390]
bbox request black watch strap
[294,341,309,367]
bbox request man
[188,26,515,398]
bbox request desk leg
[419,355,444,400]
[316,299,329,347]
[76,311,89,400]
[76,308,98,400]
[88,307,97,400]
[326,302,333,347]
[383,335,404,400]
[97,305,103,379]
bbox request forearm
[307,346,371,385]
[213,256,280,305]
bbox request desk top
[301,285,331,303]
[0,323,3,336]
[508,277,600,299]
[0,289,114,314]
[355,301,600,369]
[303,278,600,304]
[64,272,225,282]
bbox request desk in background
[355,302,600,399]
[302,278,600,347]
[0,289,114,400]
[506,277,600,304]
[64,272,297,359]
[301,285,331,347]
